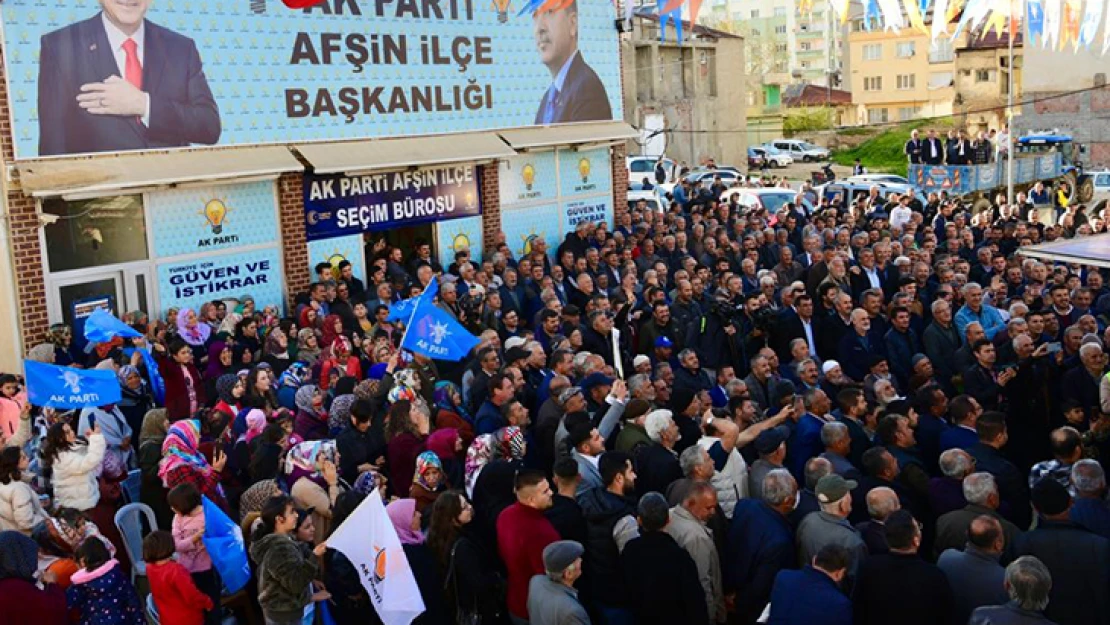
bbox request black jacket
[620,530,709,625]
[853,552,956,625]
[335,424,386,485]
[577,487,636,607]
[969,443,1031,530]
[544,493,588,545]
[1016,519,1110,625]
[635,443,683,499]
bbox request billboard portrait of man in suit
[36,0,221,157]
[533,0,612,125]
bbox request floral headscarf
[296,329,321,365]
[215,374,241,406]
[385,499,423,546]
[328,394,357,432]
[117,365,140,387]
[464,434,495,495]
[264,328,289,358]
[295,385,322,415]
[177,307,211,347]
[354,379,379,401]
[279,362,311,389]
[494,426,525,461]
[158,420,214,485]
[26,343,54,363]
[433,381,472,423]
[388,385,417,405]
[217,312,242,338]
[352,471,378,495]
[394,368,421,392]
[283,440,337,485]
[413,451,443,491]
[331,335,352,359]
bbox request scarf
[328,394,357,432]
[279,362,311,389]
[205,341,229,379]
[464,434,495,495]
[217,313,242,338]
[494,426,525,461]
[433,381,472,424]
[0,531,37,581]
[352,471,377,495]
[242,409,267,445]
[413,451,443,491]
[138,409,169,448]
[158,420,214,485]
[322,315,344,351]
[215,373,241,407]
[296,329,321,365]
[264,328,289,359]
[177,308,211,347]
[385,499,424,545]
[295,385,322,416]
[426,428,460,461]
[284,440,337,485]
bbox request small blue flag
[201,495,251,594]
[84,307,142,344]
[24,360,121,409]
[387,279,439,323]
[123,347,165,405]
[400,297,481,361]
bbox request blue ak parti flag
[201,495,251,594]
[123,347,165,405]
[83,307,142,344]
[400,297,480,361]
[387,279,439,323]
[24,360,121,409]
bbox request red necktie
[122,38,142,90]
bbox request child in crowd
[249,494,328,625]
[144,530,214,625]
[65,538,145,625]
[168,483,222,625]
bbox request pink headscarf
[385,499,423,546]
[426,428,460,461]
[176,307,211,347]
[243,409,267,444]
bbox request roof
[633,10,742,40]
[1018,134,1074,144]
[782,84,852,107]
[958,28,1024,50]
[1020,233,1110,269]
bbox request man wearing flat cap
[796,474,869,581]
[527,540,589,625]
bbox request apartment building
[954,30,1023,134]
[848,21,956,125]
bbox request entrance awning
[1019,233,1110,268]
[15,146,304,198]
[497,121,638,150]
[295,132,516,175]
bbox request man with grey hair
[666,445,715,506]
[1062,342,1108,421]
[935,472,1022,559]
[938,515,1009,624]
[924,297,962,395]
[727,469,799,625]
[953,321,986,378]
[528,541,589,625]
[854,487,900,555]
[626,373,655,404]
[666,482,726,623]
[1070,459,1110,539]
[931,448,977,518]
[968,556,1053,625]
[674,348,712,395]
[637,410,683,497]
[819,421,861,481]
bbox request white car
[766,139,830,162]
[628,187,665,212]
[1089,170,1110,202]
[626,155,675,186]
[751,146,794,168]
[720,187,812,214]
[846,174,911,186]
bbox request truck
[906,133,1095,205]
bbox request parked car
[765,139,830,162]
[815,181,914,205]
[626,155,676,185]
[1089,169,1110,202]
[628,185,665,212]
[748,148,765,169]
[846,173,911,186]
[750,146,794,168]
[720,187,813,214]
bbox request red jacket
[156,353,207,422]
[496,502,560,620]
[147,560,214,625]
[0,577,67,625]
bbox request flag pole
[397,278,435,352]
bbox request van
[766,140,830,162]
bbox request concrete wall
[622,19,747,168]
[1020,46,1110,168]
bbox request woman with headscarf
[235,295,256,317]
[26,343,55,364]
[199,301,222,333]
[386,400,430,499]
[295,329,321,368]
[410,451,447,517]
[285,440,343,543]
[463,434,494,499]
[155,339,208,422]
[385,499,449,625]
[320,315,345,355]
[319,337,360,391]
[164,308,181,339]
[426,428,464,494]
[137,409,174,529]
[216,312,241,341]
[327,394,357,436]
[262,328,292,377]
[292,385,328,442]
[77,403,133,471]
[229,409,267,487]
[177,307,212,363]
[159,420,228,512]
[471,426,526,549]
[202,341,232,402]
[116,365,153,440]
[47,323,78,367]
[0,531,67,624]
[433,381,475,448]
[276,362,310,411]
[212,373,243,426]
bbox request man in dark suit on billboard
[36,0,221,156]
[533,0,612,125]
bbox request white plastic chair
[114,502,156,585]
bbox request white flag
[326,489,426,625]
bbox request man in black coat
[726,470,798,625]
[1016,479,1110,625]
[905,129,924,164]
[620,493,709,625]
[853,510,956,625]
[969,412,1032,530]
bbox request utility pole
[1006,0,1015,206]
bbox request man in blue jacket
[727,469,798,625]
[766,544,853,625]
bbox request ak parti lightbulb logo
[281,0,327,9]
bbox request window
[42,195,149,273]
[929,39,954,63]
[929,71,954,89]
[774,6,787,16]
[898,106,922,120]
[976,69,997,82]
[801,42,812,51]
[775,25,787,34]
[868,108,889,124]
[863,43,882,61]
[864,76,883,91]
[751,9,759,18]
[896,42,916,58]
[897,74,916,90]
[775,43,788,53]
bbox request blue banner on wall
[304,165,482,242]
[156,248,285,314]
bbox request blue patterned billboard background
[502,202,560,261]
[149,181,279,258]
[500,152,558,205]
[437,215,483,265]
[558,147,611,198]
[308,233,367,289]
[1,0,623,159]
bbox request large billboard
[0,0,623,159]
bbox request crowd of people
[2,163,1110,625]
[904,126,1011,166]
